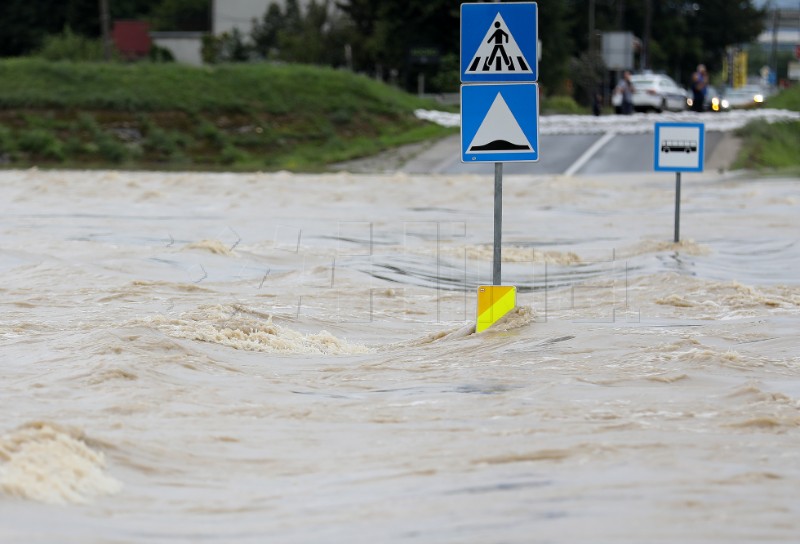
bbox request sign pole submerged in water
[461,2,539,331]
[674,172,682,243]
[654,122,705,244]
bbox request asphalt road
[416,132,725,176]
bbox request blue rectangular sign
[461,83,539,163]
[654,122,705,172]
[461,2,538,83]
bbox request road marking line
[563,131,617,176]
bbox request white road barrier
[415,108,800,135]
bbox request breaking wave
[143,304,371,355]
[0,422,122,505]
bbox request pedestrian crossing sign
[461,83,539,163]
[461,2,538,83]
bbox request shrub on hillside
[541,96,587,115]
[36,28,106,62]
[0,125,15,152]
[18,128,64,161]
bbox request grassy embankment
[734,86,800,171]
[0,59,455,171]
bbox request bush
[149,45,175,63]
[220,145,250,165]
[143,122,190,160]
[541,95,588,115]
[97,137,130,163]
[18,128,64,161]
[195,119,228,148]
[36,28,106,62]
[0,124,15,152]
[429,53,459,94]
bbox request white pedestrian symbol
[466,13,533,75]
[468,93,533,153]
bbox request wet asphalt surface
[432,132,725,176]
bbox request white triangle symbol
[468,93,533,153]
[466,13,533,74]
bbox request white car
[722,85,766,109]
[630,74,688,113]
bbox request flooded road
[407,109,800,176]
[1,168,799,543]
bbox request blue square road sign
[654,122,705,172]
[461,83,539,163]
[461,2,538,83]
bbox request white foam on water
[451,245,583,265]
[183,239,235,256]
[0,422,122,505]
[143,304,372,355]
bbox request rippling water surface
[1,169,799,543]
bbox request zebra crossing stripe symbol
[466,13,533,75]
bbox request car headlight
[711,97,719,106]
[753,94,764,103]
[721,99,729,109]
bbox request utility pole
[771,7,779,86]
[589,0,596,55]
[616,0,625,30]
[643,0,652,70]
[99,0,112,61]
[210,0,216,35]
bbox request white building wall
[150,33,205,66]
[757,29,800,49]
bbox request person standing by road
[691,64,708,112]
[592,88,602,116]
[614,70,635,115]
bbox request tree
[529,0,573,95]
[0,0,174,57]
[0,0,54,55]
[336,0,459,88]
[249,0,354,66]
[149,0,210,32]
[565,0,765,92]
[277,0,341,65]
[693,0,764,71]
[251,3,285,59]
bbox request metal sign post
[493,162,503,284]
[461,2,539,331]
[654,122,704,244]
[674,172,681,243]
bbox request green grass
[764,85,800,112]
[733,86,800,171]
[0,58,433,114]
[0,58,454,171]
[734,119,800,170]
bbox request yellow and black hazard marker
[476,285,517,333]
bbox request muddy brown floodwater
[1,168,799,543]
